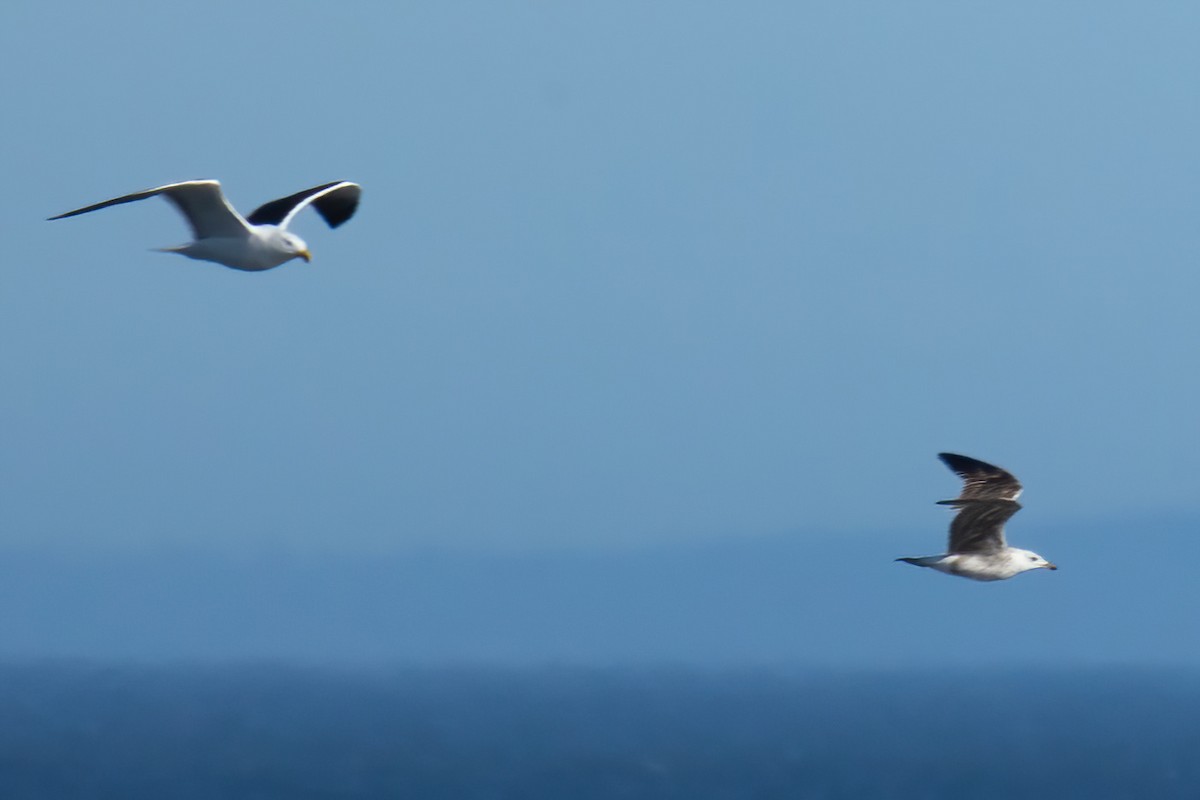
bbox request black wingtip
[937,452,1001,473]
[245,181,361,228]
[314,183,360,229]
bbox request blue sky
[1,3,1199,662]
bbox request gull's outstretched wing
[245,181,361,231]
[936,452,1023,503]
[946,500,1020,554]
[48,180,252,240]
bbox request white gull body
[49,179,361,271]
[897,453,1057,582]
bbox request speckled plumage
[897,453,1056,581]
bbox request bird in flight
[49,180,361,271]
[896,453,1057,581]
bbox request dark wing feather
[946,500,1021,554]
[48,186,172,221]
[48,180,249,239]
[245,181,361,229]
[936,452,1022,503]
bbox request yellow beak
[298,249,312,263]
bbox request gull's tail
[895,556,943,568]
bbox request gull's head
[1014,548,1057,573]
[279,231,312,263]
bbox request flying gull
[49,180,361,271]
[896,453,1057,581]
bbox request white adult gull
[896,452,1057,581]
[49,180,361,271]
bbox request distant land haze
[0,513,1192,666]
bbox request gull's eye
[1029,555,1037,561]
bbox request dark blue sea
[1,663,1197,798]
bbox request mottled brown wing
[937,453,1022,503]
[946,500,1021,554]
